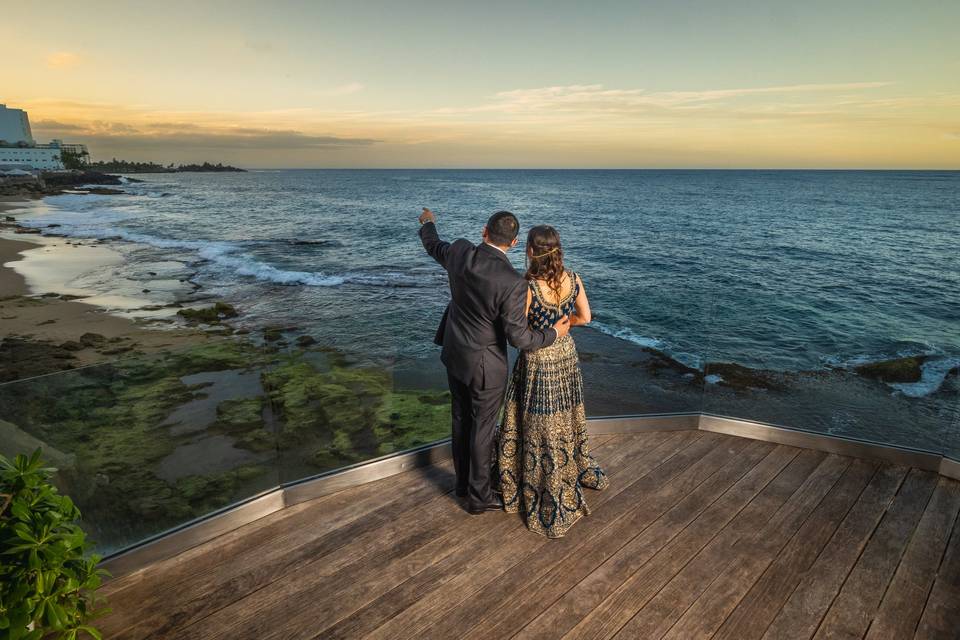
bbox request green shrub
[0,450,107,640]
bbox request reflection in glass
[0,340,280,556]
[698,171,959,454]
[270,345,450,485]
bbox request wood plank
[178,433,650,640]
[761,464,908,640]
[103,461,461,639]
[414,431,709,640]
[914,489,960,639]
[610,448,829,640]
[453,431,736,640]
[866,477,960,639]
[561,444,801,640]
[97,458,457,603]
[812,468,939,640]
[352,433,655,640]
[317,432,680,640]
[658,453,855,640]
[512,437,770,640]
[711,459,879,640]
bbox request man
[418,207,570,514]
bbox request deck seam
[660,453,853,640]
[445,431,710,640]
[912,503,960,639]
[860,472,939,640]
[752,463,882,640]
[808,468,912,639]
[602,445,803,640]
[511,435,756,638]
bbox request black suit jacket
[419,221,556,389]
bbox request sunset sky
[4,0,959,168]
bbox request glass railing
[1,171,957,559]
[0,339,280,555]
[2,308,957,558]
[0,334,453,556]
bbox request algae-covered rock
[854,356,925,383]
[374,390,450,453]
[703,362,787,391]
[262,351,449,468]
[177,302,239,324]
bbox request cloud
[327,82,365,96]
[474,82,895,115]
[31,118,378,150]
[45,51,81,69]
[243,38,276,53]
[31,119,85,133]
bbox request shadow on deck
[96,429,960,639]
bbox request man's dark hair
[486,210,519,246]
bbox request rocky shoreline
[1,187,957,553]
[0,170,131,199]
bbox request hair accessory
[533,247,560,259]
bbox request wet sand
[1,204,212,375]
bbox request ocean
[17,170,959,384]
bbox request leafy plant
[0,450,107,640]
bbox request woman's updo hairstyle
[525,225,565,300]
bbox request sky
[3,0,959,168]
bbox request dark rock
[263,328,283,342]
[142,289,151,293]
[296,335,317,347]
[59,341,85,351]
[14,227,41,234]
[704,362,787,391]
[854,356,925,383]
[176,301,238,324]
[4,216,14,222]
[47,224,61,228]
[82,187,125,195]
[36,319,57,326]
[0,337,77,382]
[79,332,108,347]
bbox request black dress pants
[446,371,505,505]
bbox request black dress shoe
[466,498,503,515]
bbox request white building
[0,146,65,170]
[0,104,65,170]
[0,104,34,145]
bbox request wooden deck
[97,430,960,639]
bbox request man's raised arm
[418,207,451,268]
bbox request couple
[418,207,608,538]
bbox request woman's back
[527,270,579,330]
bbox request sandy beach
[1,199,211,380]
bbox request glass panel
[562,171,714,418]
[0,340,280,556]
[271,335,451,486]
[700,171,959,454]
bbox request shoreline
[3,190,957,424]
[1,199,214,381]
[1,187,958,554]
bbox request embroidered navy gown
[498,270,608,538]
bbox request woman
[498,225,608,538]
